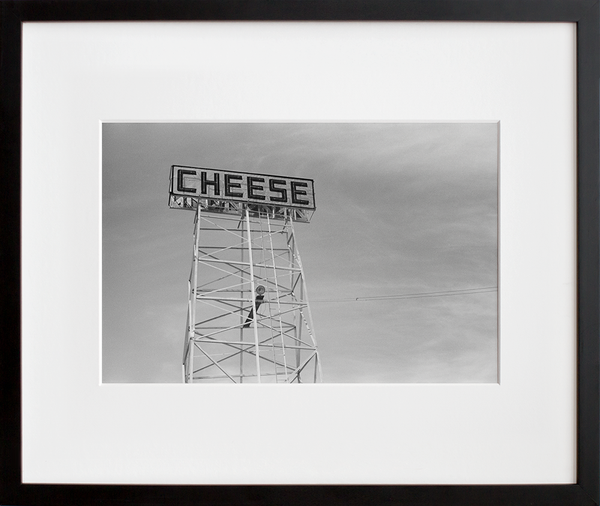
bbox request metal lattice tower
[169,166,321,383]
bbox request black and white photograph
[103,122,498,383]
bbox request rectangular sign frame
[169,165,316,211]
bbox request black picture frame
[1,1,598,505]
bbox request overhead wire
[312,286,497,303]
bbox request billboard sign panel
[169,165,316,210]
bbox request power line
[312,286,497,303]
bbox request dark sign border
[169,164,317,210]
[1,1,598,505]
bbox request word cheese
[170,166,315,209]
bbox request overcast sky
[102,122,498,383]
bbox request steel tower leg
[183,206,202,383]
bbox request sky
[102,122,498,383]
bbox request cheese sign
[170,165,316,210]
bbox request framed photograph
[2,1,598,505]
